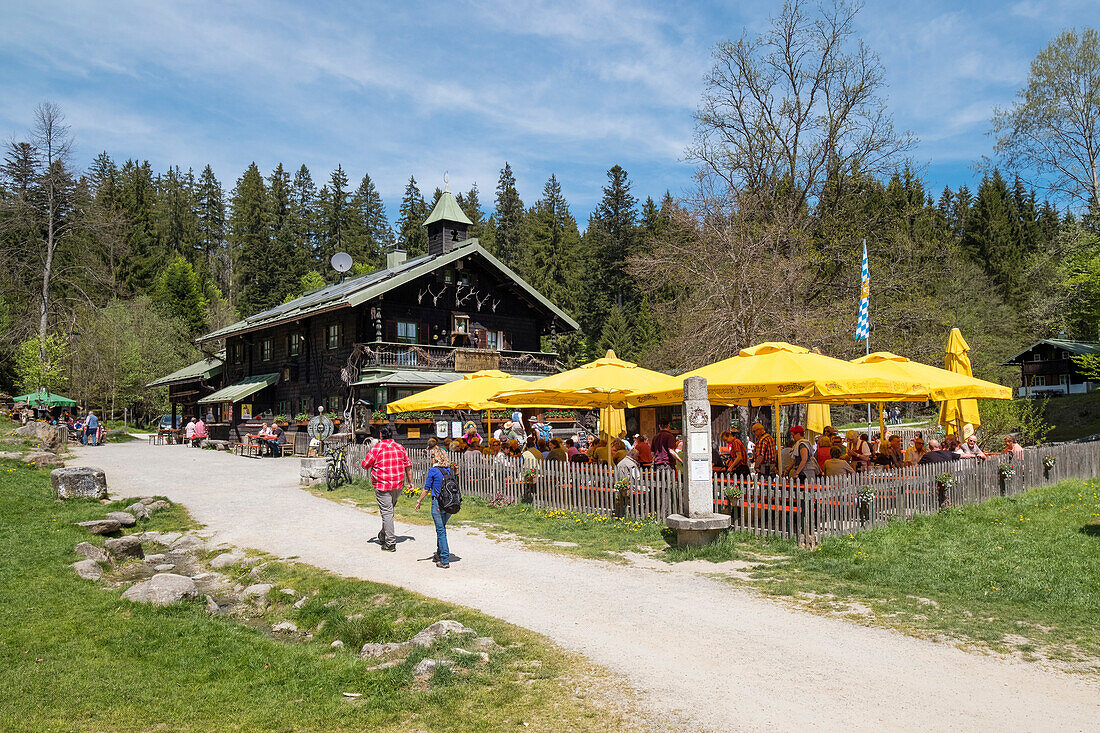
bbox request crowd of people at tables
[434,410,1027,484]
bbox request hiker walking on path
[416,446,456,568]
[360,426,411,552]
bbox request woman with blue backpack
[416,446,460,569]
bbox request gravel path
[74,443,1099,732]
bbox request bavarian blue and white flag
[855,240,870,340]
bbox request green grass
[677,479,1100,668]
[313,479,671,561]
[0,455,640,731]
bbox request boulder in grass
[413,658,453,676]
[74,542,108,563]
[105,511,136,527]
[124,502,151,520]
[241,583,273,600]
[75,519,121,535]
[25,451,64,468]
[51,467,108,499]
[0,451,22,460]
[410,620,478,648]
[209,550,245,569]
[145,500,171,513]
[121,573,198,606]
[104,535,144,560]
[71,559,103,581]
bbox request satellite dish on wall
[331,252,353,273]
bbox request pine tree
[229,162,273,316]
[596,304,635,360]
[493,163,524,265]
[156,166,200,261]
[154,256,208,334]
[580,165,639,338]
[963,170,1023,308]
[318,165,350,276]
[348,173,390,268]
[290,165,318,274]
[396,176,427,255]
[268,163,300,300]
[455,183,485,239]
[117,160,161,294]
[520,174,581,313]
[196,165,227,292]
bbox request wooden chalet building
[157,187,579,443]
[1005,338,1100,397]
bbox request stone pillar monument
[665,376,730,546]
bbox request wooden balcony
[357,341,559,376]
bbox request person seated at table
[1003,434,1026,456]
[266,422,286,456]
[787,426,819,480]
[824,446,857,476]
[522,437,542,469]
[185,417,196,443]
[612,441,629,465]
[564,437,580,460]
[874,435,905,467]
[536,438,550,459]
[614,448,642,485]
[193,417,207,444]
[904,436,928,466]
[258,422,272,438]
[488,439,503,457]
[751,422,777,476]
[546,437,568,462]
[633,434,653,467]
[814,434,832,472]
[919,442,961,464]
[719,429,749,476]
[960,435,987,460]
[591,438,609,464]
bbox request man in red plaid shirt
[361,426,412,551]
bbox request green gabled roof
[1005,339,1100,363]
[198,372,279,404]
[423,189,473,227]
[146,353,224,388]
[197,240,580,343]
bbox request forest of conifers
[2,4,1099,422]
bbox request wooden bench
[234,442,260,458]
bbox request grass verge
[672,479,1100,671]
[0,457,645,731]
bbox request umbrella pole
[878,401,885,447]
[774,399,782,476]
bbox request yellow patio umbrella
[630,342,926,472]
[937,329,984,439]
[490,350,678,466]
[806,404,831,437]
[385,370,535,413]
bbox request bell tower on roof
[424,174,473,255]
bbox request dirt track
[74,442,1099,732]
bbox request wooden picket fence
[343,441,1100,540]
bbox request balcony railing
[357,341,559,376]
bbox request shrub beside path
[74,443,1099,732]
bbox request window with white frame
[326,323,340,350]
[395,320,418,344]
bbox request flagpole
[861,238,873,435]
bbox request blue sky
[2,0,1098,224]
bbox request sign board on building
[241,403,252,420]
[454,348,500,372]
[436,421,449,439]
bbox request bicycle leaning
[324,443,351,491]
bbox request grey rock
[293,596,309,609]
[0,451,22,459]
[145,500,171,512]
[138,497,159,505]
[54,467,108,499]
[75,519,121,535]
[74,542,108,563]
[471,636,499,650]
[105,511,136,527]
[413,658,453,676]
[271,621,298,633]
[360,642,409,658]
[154,563,175,571]
[209,551,244,569]
[205,595,220,614]
[24,451,63,468]
[330,640,344,649]
[104,535,144,560]
[14,423,40,438]
[279,588,296,596]
[239,557,262,568]
[411,620,477,648]
[156,531,182,546]
[241,583,273,600]
[124,502,151,520]
[170,535,204,551]
[121,573,198,606]
[139,531,162,544]
[144,553,167,563]
[71,559,103,580]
